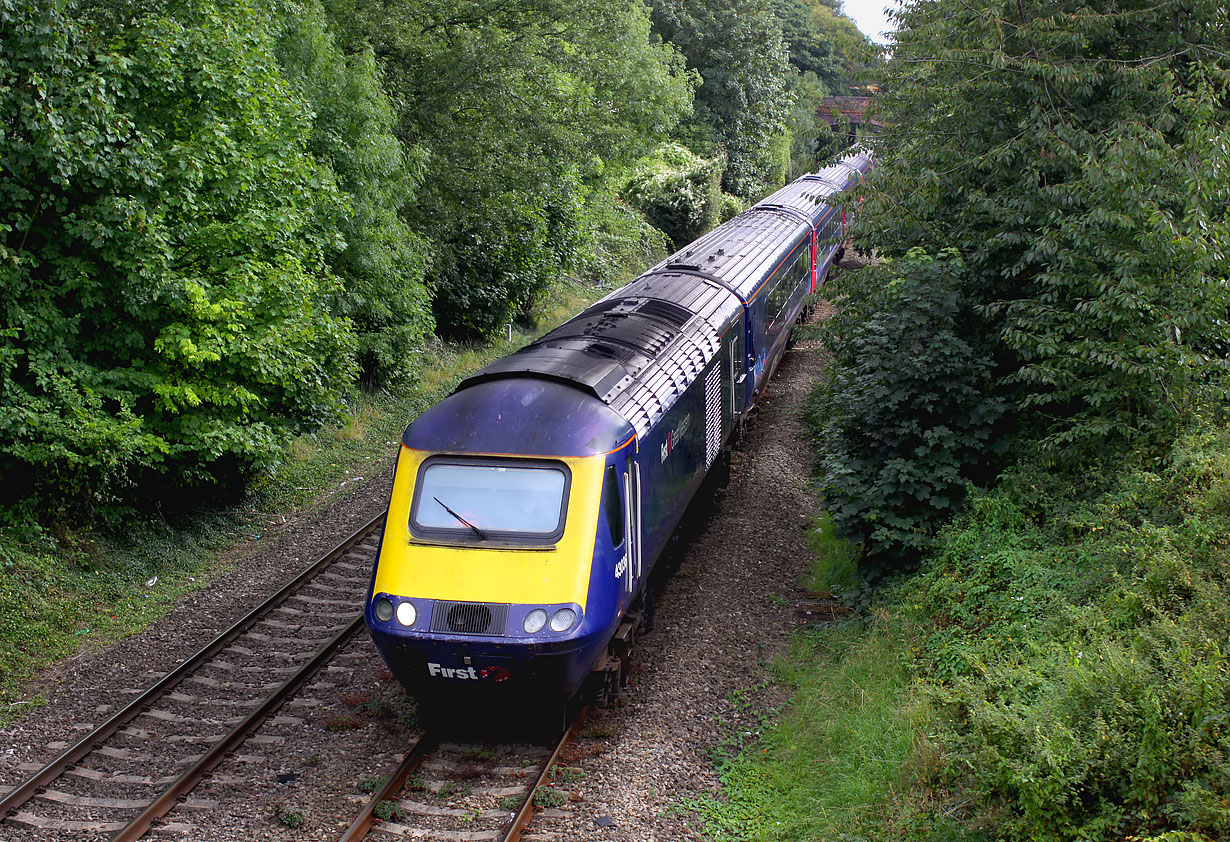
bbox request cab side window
[603,464,624,548]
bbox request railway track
[0,513,387,840]
[340,716,584,842]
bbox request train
[365,149,873,712]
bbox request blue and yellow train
[365,150,873,707]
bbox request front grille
[430,601,508,636]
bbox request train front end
[365,377,635,710]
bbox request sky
[841,0,898,45]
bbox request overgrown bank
[695,411,1230,842]
[691,2,1230,838]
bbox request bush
[622,144,728,250]
[274,1,434,387]
[429,182,586,339]
[574,194,672,287]
[809,249,1005,574]
[906,427,1230,841]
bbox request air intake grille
[430,601,509,636]
[705,365,722,468]
[637,298,693,328]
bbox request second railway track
[0,514,387,840]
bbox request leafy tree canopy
[651,0,795,199]
[857,0,1230,456]
[325,0,696,337]
[274,0,434,387]
[0,0,355,517]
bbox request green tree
[857,0,1230,455]
[650,0,795,199]
[325,0,695,337]
[772,0,846,91]
[274,0,433,386]
[0,0,354,516]
[812,250,1005,569]
[622,144,727,250]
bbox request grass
[799,509,860,597]
[0,278,611,721]
[686,505,921,841]
[687,617,921,842]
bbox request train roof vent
[636,299,693,328]
[586,341,636,363]
[577,298,623,319]
[666,261,701,272]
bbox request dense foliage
[817,0,1230,568]
[622,144,728,250]
[701,417,1230,842]
[905,432,1230,840]
[858,0,1230,454]
[650,0,794,199]
[326,0,697,337]
[0,0,355,514]
[788,1,1230,839]
[274,0,434,386]
[810,250,1004,568]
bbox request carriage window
[603,465,623,547]
[412,460,569,540]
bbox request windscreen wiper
[433,496,488,541]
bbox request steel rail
[0,511,386,821]
[337,731,440,842]
[501,712,588,842]
[111,615,366,841]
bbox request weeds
[533,787,567,809]
[552,765,585,783]
[274,804,305,828]
[372,800,404,822]
[360,776,388,794]
[435,782,471,799]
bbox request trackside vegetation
[696,426,1230,841]
[696,0,1230,840]
[1,0,874,526]
[0,280,604,716]
[1,0,877,717]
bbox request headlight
[374,597,394,622]
[549,608,577,632]
[395,601,416,626]
[523,609,548,634]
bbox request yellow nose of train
[365,376,636,703]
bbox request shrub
[906,427,1230,841]
[429,192,584,339]
[622,144,727,250]
[809,249,1005,574]
[274,2,434,387]
[574,194,672,287]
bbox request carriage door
[622,457,643,592]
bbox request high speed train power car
[365,150,872,709]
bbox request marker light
[549,608,577,632]
[374,598,394,622]
[395,601,416,627]
[523,609,548,634]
